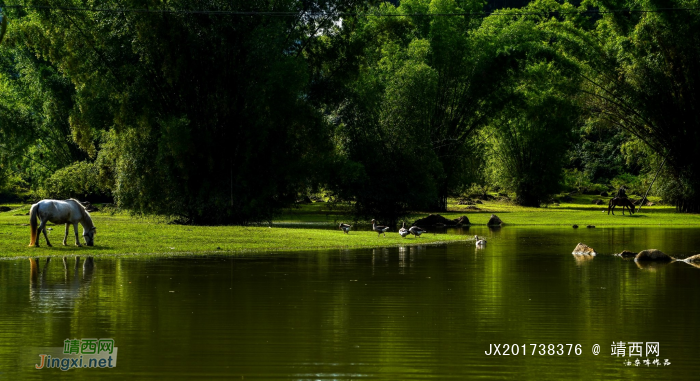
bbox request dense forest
[0,0,698,224]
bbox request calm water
[2,227,700,379]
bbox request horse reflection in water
[29,256,96,305]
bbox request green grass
[0,208,469,258]
[278,194,700,226]
[3,193,699,258]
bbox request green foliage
[0,6,90,194]
[6,0,373,224]
[321,0,546,221]
[41,161,109,201]
[481,2,581,206]
[2,0,699,222]
[565,0,700,211]
[610,173,643,196]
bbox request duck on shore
[399,222,410,238]
[409,225,426,238]
[339,223,352,234]
[371,219,390,237]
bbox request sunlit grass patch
[0,211,469,258]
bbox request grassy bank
[2,193,699,258]
[279,194,700,226]
[0,209,469,258]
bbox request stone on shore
[411,214,470,227]
[684,254,700,263]
[487,214,502,226]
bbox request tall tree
[554,0,700,211]
[8,0,364,223]
[323,0,546,222]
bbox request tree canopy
[1,0,699,221]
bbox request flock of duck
[339,220,487,247]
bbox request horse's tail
[28,203,38,247]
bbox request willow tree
[10,0,364,223]
[554,0,700,211]
[0,9,89,195]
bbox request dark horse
[608,198,635,215]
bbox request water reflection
[572,254,595,266]
[28,256,96,309]
[3,227,700,380]
[635,260,674,270]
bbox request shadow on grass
[29,245,114,254]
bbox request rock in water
[487,214,503,226]
[635,249,673,262]
[615,250,637,258]
[684,254,700,263]
[572,243,597,256]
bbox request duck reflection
[29,256,96,306]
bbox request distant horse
[608,197,635,216]
[29,199,96,247]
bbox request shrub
[41,161,111,201]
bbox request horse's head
[84,226,96,246]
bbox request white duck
[399,222,410,238]
[371,219,390,237]
[475,235,487,246]
[339,223,352,234]
[409,225,426,238]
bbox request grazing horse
[608,197,635,216]
[29,199,96,247]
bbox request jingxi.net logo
[33,338,118,371]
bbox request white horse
[29,199,96,247]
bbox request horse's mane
[66,198,92,221]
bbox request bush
[41,161,111,202]
[610,173,644,196]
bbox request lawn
[2,193,698,258]
[279,193,700,226]
[0,206,470,258]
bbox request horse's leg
[73,222,82,246]
[39,220,52,247]
[611,204,615,215]
[63,223,70,246]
